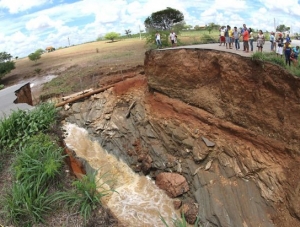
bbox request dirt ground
[1,38,147,102]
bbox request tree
[28,49,42,63]
[0,52,15,80]
[276,24,290,32]
[125,29,131,37]
[104,32,120,42]
[206,23,219,34]
[184,24,193,30]
[144,7,184,31]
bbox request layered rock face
[62,49,300,227]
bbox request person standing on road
[242,25,249,52]
[225,25,231,49]
[270,32,275,51]
[219,26,226,46]
[276,33,284,58]
[256,30,265,52]
[233,27,240,50]
[241,24,248,51]
[249,28,254,52]
[155,31,162,49]
[169,31,177,47]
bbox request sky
[1,0,300,58]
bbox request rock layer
[61,49,300,227]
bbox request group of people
[155,31,177,49]
[219,24,266,53]
[219,24,300,66]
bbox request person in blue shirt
[286,34,291,44]
[291,46,299,66]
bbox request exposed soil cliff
[61,49,300,227]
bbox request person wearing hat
[276,33,284,57]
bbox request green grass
[0,102,57,150]
[1,133,64,226]
[53,170,115,224]
[2,182,56,226]
[160,212,200,227]
[12,134,64,189]
[251,52,300,76]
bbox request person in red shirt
[242,28,249,53]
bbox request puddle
[63,123,180,227]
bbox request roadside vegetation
[251,51,300,76]
[0,103,114,226]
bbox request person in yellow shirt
[228,26,234,49]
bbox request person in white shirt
[155,31,162,49]
[169,31,177,47]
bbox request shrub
[12,134,64,188]
[0,102,57,150]
[200,34,217,44]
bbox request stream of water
[63,123,180,227]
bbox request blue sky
[1,0,300,58]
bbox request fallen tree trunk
[55,84,114,108]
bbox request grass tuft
[54,170,115,224]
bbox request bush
[0,102,57,150]
[200,34,217,44]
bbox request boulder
[155,172,189,198]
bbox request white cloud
[26,15,62,31]
[0,0,48,13]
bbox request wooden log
[62,88,93,101]
[55,84,114,108]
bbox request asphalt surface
[164,39,300,57]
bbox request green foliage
[0,102,57,150]
[160,212,200,227]
[144,7,184,31]
[35,48,45,55]
[251,52,300,77]
[104,32,120,42]
[28,49,43,63]
[125,29,132,37]
[54,170,115,224]
[0,84,4,90]
[2,182,56,226]
[13,134,63,188]
[0,51,15,80]
[200,34,218,44]
[251,52,267,62]
[1,133,64,226]
[276,24,290,32]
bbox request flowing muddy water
[63,123,180,227]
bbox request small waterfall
[63,123,180,227]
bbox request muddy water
[63,123,180,227]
